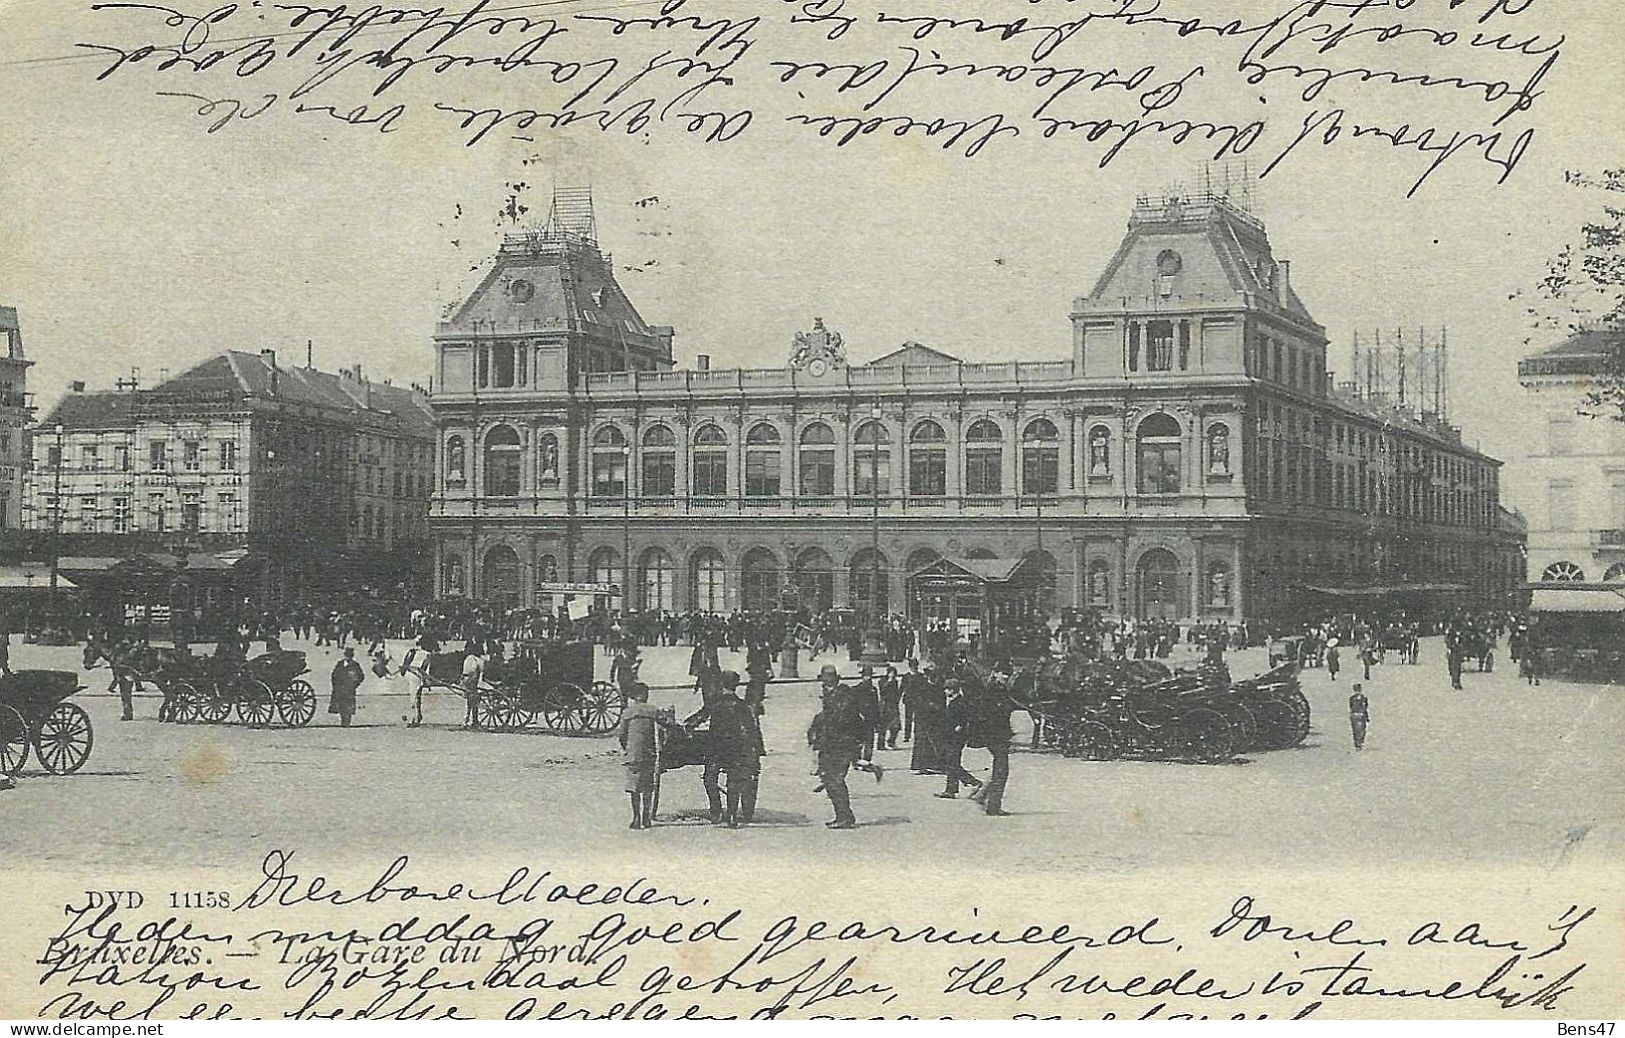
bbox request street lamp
[859,402,888,663]
[621,443,632,615]
[49,423,64,591]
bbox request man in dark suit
[807,664,862,828]
[1349,683,1370,750]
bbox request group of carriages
[0,669,95,777]
[1009,656,1312,765]
[417,638,627,735]
[95,641,319,728]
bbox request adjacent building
[0,307,32,531]
[1516,327,1625,584]
[428,192,1520,620]
[27,350,435,598]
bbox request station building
[428,193,1520,621]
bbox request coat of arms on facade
[789,317,848,376]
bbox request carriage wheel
[169,682,201,725]
[276,679,317,728]
[579,681,625,735]
[540,684,588,734]
[1278,688,1312,746]
[1178,709,1235,764]
[1074,719,1120,760]
[1221,702,1259,755]
[1246,699,1295,751]
[35,702,94,775]
[0,704,29,776]
[476,692,517,732]
[198,687,231,725]
[237,681,277,727]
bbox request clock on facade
[808,357,829,377]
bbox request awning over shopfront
[0,565,77,590]
[1300,583,1471,597]
[1528,586,1625,613]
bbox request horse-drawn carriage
[1011,656,1311,764]
[416,639,625,735]
[167,649,317,728]
[0,670,94,777]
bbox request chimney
[261,349,277,367]
[354,362,364,382]
[696,354,710,371]
[70,380,85,393]
[1279,260,1291,292]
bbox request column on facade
[1065,411,1078,492]
[835,406,851,507]
[675,417,690,500]
[1230,539,1244,620]
[888,413,903,504]
[1001,412,1017,502]
[1189,536,1204,622]
[1071,537,1085,609]
[946,409,963,499]
[1118,537,1130,618]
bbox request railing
[577,358,1081,395]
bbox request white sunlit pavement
[0,634,1619,872]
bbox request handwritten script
[29,851,1600,1019]
[68,0,1567,195]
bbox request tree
[1520,168,1625,420]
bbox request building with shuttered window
[429,192,1520,620]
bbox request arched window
[1087,426,1111,477]
[1605,563,1625,584]
[793,548,835,611]
[1021,418,1059,496]
[442,554,466,596]
[853,420,891,496]
[850,548,890,616]
[537,554,558,583]
[1087,559,1112,607]
[1137,414,1182,495]
[691,548,726,612]
[909,420,947,497]
[741,548,780,612]
[692,424,728,498]
[446,435,466,485]
[1205,560,1232,609]
[588,547,624,610]
[483,425,521,497]
[536,431,559,485]
[641,425,675,497]
[640,548,674,611]
[1137,548,1185,619]
[1207,424,1232,476]
[799,422,836,496]
[965,419,1003,497]
[482,545,521,606]
[1541,561,1586,582]
[745,422,781,497]
[591,425,628,497]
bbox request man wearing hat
[807,664,862,828]
[1349,683,1369,750]
[708,670,765,827]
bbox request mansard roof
[1080,195,1322,334]
[439,232,660,348]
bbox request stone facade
[429,196,1520,620]
[0,307,31,531]
[28,351,434,586]
[1516,329,1625,584]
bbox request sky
[1,0,1622,513]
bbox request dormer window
[1155,250,1182,298]
[1256,259,1276,292]
[509,279,534,304]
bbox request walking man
[1349,683,1369,750]
[1325,638,1341,682]
[807,664,861,829]
[461,641,486,729]
[329,647,363,727]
